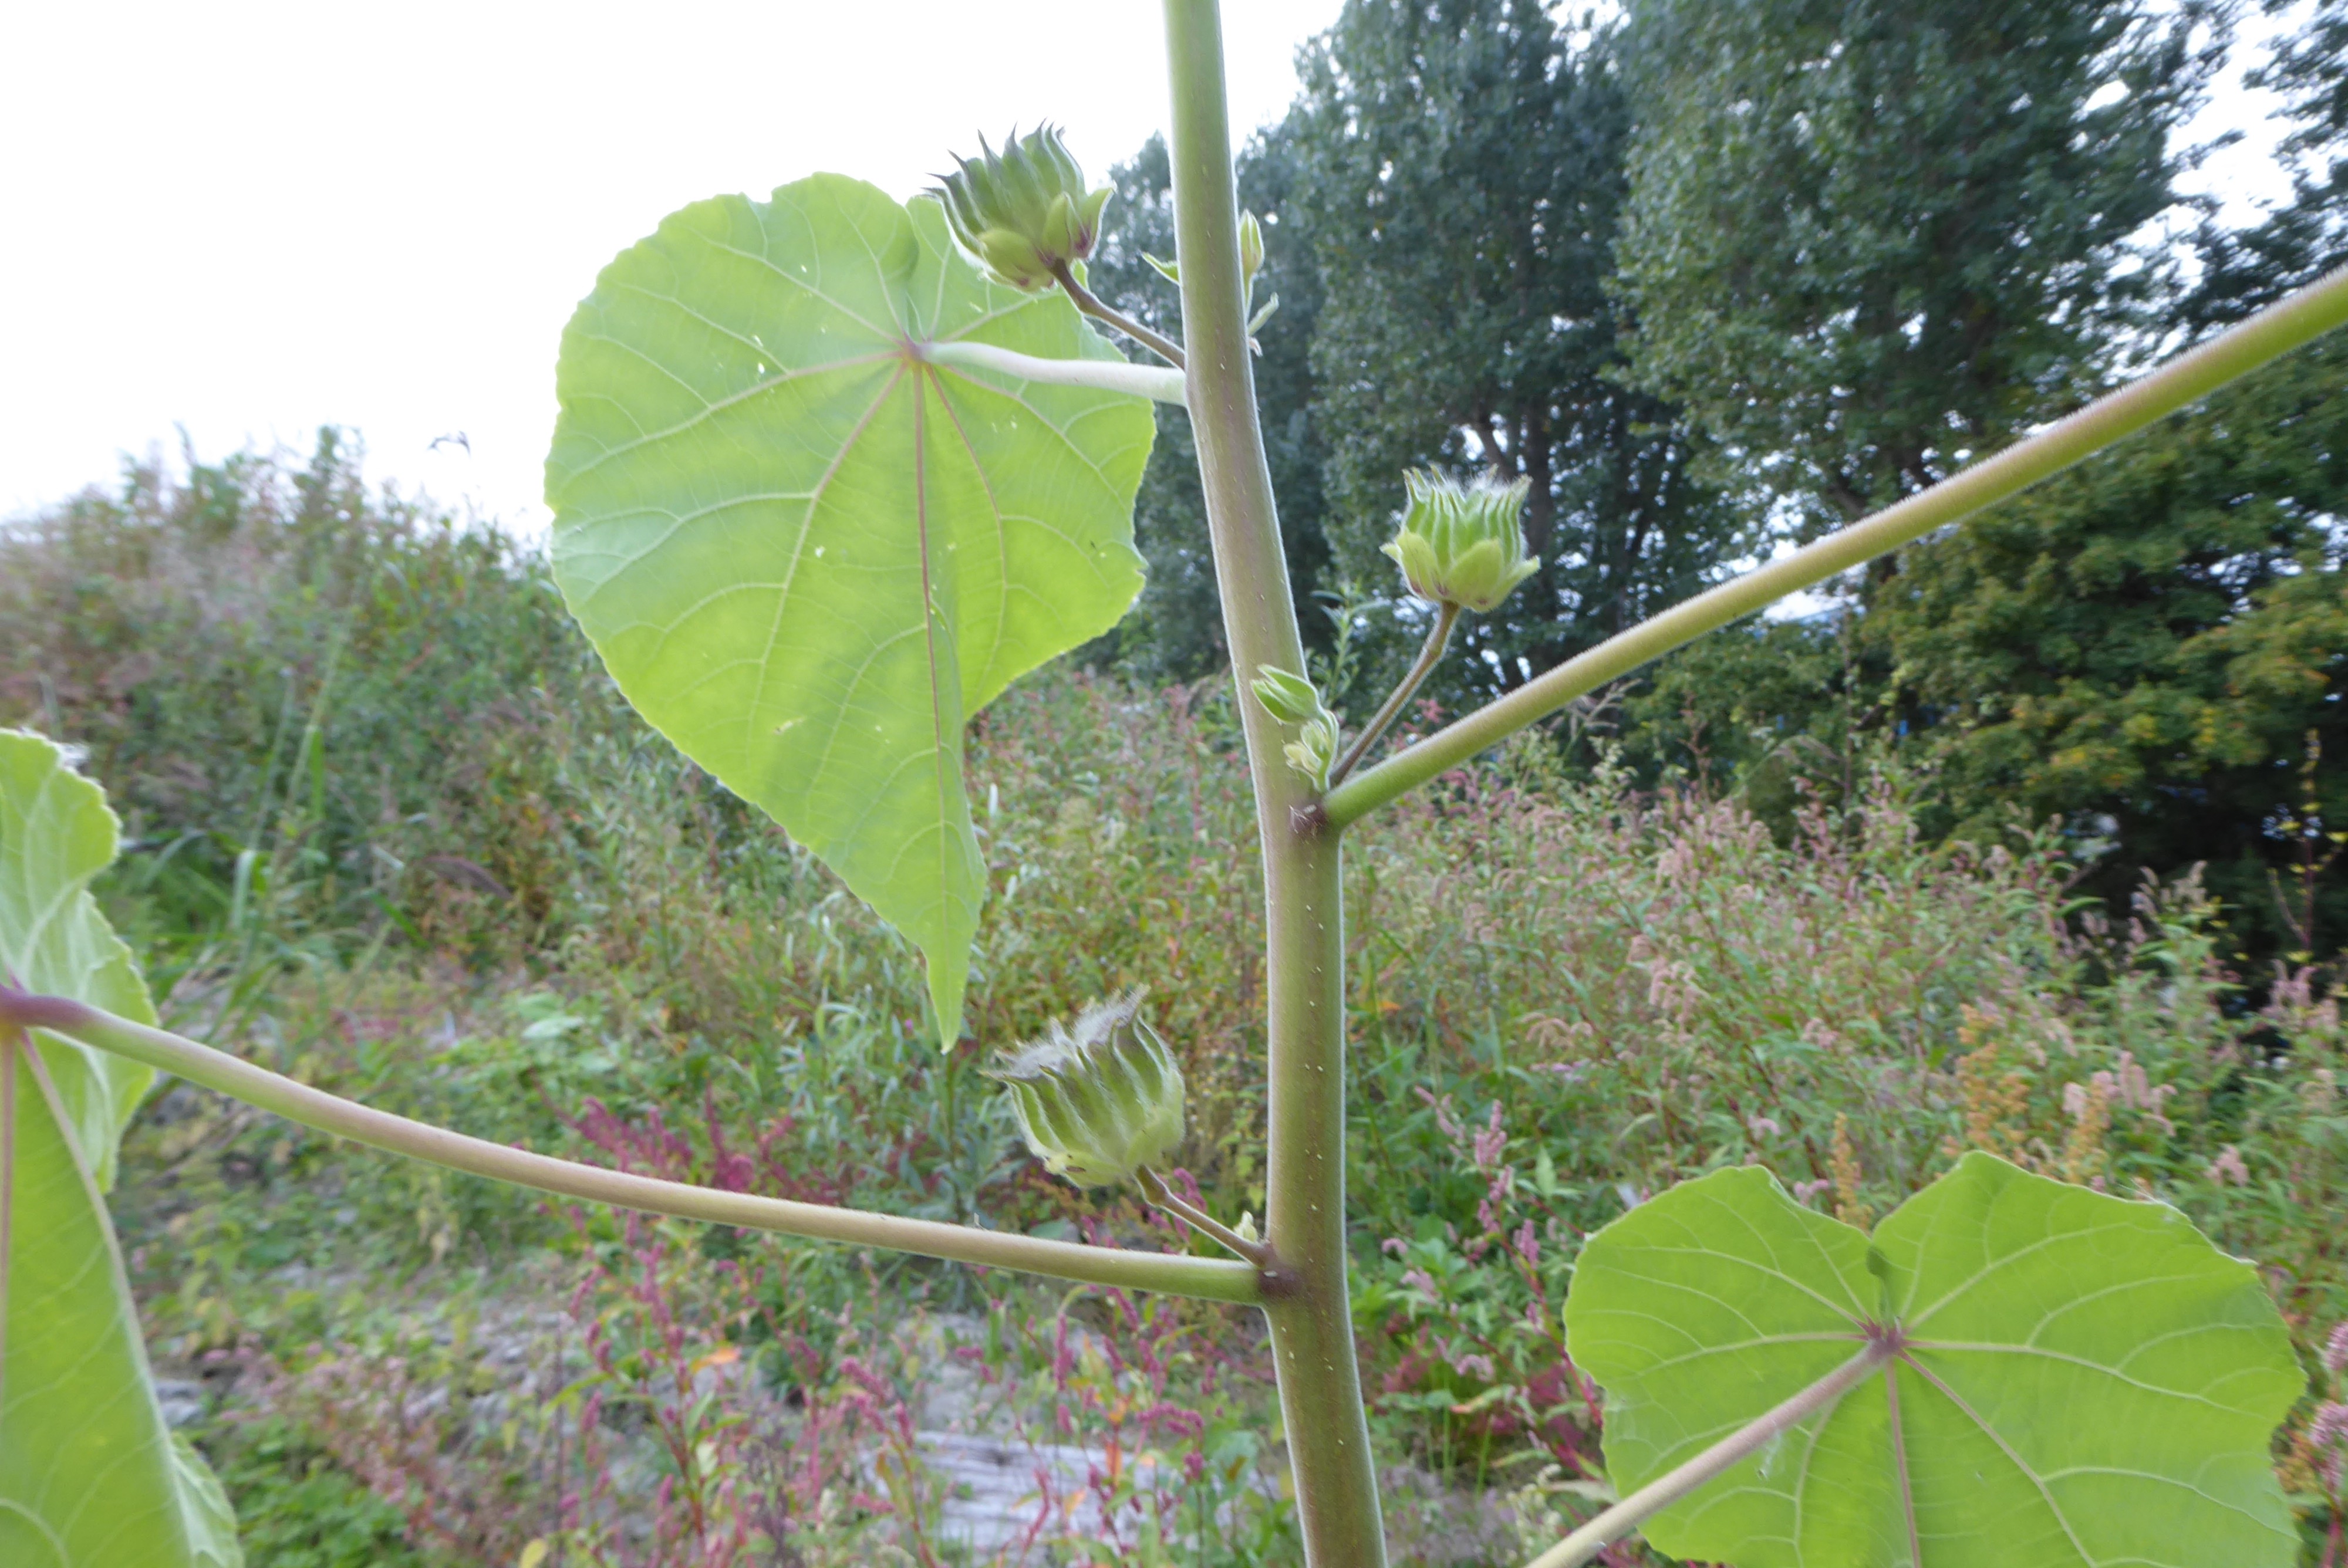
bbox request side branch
[1053,262,1190,370]
[922,339,1187,404]
[1522,1341,1890,1568]
[0,990,1261,1306]
[1137,1164,1271,1266]
[1325,263,2348,828]
[1327,601,1458,789]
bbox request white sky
[0,1,1348,532]
[0,1,2309,536]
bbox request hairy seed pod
[929,124,1115,292]
[1382,469,1540,614]
[985,992,1186,1187]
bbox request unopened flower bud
[1252,665,1341,789]
[986,992,1186,1188]
[1251,664,1323,725]
[930,124,1114,292]
[1284,711,1341,792]
[1382,469,1539,614]
[1239,210,1265,289]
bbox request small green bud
[1251,664,1323,724]
[930,125,1115,292]
[1239,209,1265,289]
[1252,665,1341,789]
[1381,469,1540,614]
[1284,710,1341,791]
[986,992,1186,1188]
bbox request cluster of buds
[930,124,1114,292]
[1252,665,1341,790]
[1383,469,1539,614]
[1146,209,1279,346]
[986,992,1186,1188]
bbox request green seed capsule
[984,992,1186,1188]
[929,125,1115,292]
[1382,469,1540,614]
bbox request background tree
[1865,332,2348,959]
[1286,0,1738,708]
[1612,1,2347,964]
[2187,0,2348,325]
[1615,0,2226,533]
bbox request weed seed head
[1382,469,1539,614]
[986,991,1186,1187]
[929,124,1114,292]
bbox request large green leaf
[546,174,1154,1043]
[1,729,242,1566]
[1565,1153,2302,1568]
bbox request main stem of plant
[1163,2,1387,1563]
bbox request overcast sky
[0,1,2309,535]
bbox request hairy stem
[1138,1165,1269,1265]
[0,990,1261,1306]
[1325,263,2348,827]
[1523,1341,1892,1568]
[922,338,1186,403]
[1327,601,1459,788]
[1053,261,1189,370]
[1163,2,1387,1562]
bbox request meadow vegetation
[8,442,2348,1564]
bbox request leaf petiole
[1523,1340,1892,1568]
[921,338,1186,403]
[0,989,1263,1306]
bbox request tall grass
[12,439,2348,1563]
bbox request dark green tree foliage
[1616,0,2222,531]
[2188,0,2348,327]
[1861,333,2348,958]
[1082,133,1334,682]
[1288,1,1736,702]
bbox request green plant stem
[1325,262,2348,828]
[0,989,1261,1306]
[921,338,1186,403]
[1137,1165,1269,1265]
[1163,2,1387,1563]
[1052,261,1189,370]
[1523,1341,1892,1568]
[1327,601,1459,788]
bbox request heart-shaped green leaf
[1,729,242,1566]
[546,175,1153,1044]
[1566,1153,2302,1568]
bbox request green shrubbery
[9,444,2348,1562]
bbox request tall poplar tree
[1615,0,2225,533]
[1288,0,1738,701]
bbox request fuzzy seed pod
[986,992,1186,1188]
[929,124,1115,292]
[1382,469,1539,614]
